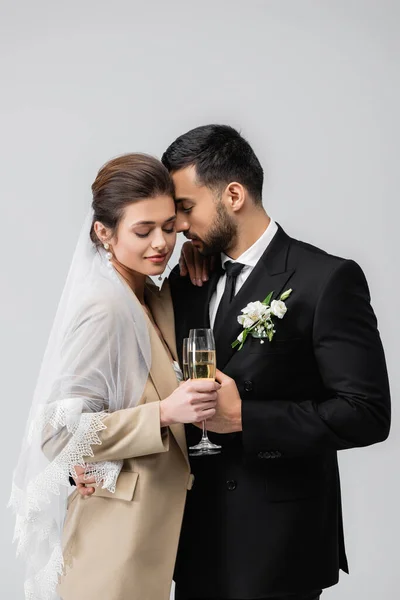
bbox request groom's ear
[224,182,246,213]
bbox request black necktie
[213,261,245,337]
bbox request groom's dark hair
[161,124,264,205]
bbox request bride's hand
[179,241,215,286]
[160,379,220,426]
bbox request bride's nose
[151,230,167,252]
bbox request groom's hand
[195,369,242,434]
[73,465,96,498]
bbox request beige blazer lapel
[112,274,188,465]
[144,280,189,466]
[145,279,178,361]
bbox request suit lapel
[215,225,295,370]
[203,260,223,328]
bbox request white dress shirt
[209,219,278,328]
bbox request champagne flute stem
[201,421,208,440]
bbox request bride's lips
[145,254,168,264]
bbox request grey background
[1,1,398,598]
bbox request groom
[162,125,391,600]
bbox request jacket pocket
[265,456,326,502]
[93,471,139,501]
[248,337,304,355]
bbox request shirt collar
[221,218,278,270]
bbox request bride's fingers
[182,243,197,284]
[202,257,209,282]
[193,407,216,423]
[193,248,204,286]
[195,246,214,285]
[179,253,188,277]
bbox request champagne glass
[187,328,221,456]
[182,338,190,382]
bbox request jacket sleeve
[42,402,169,463]
[241,259,391,458]
[41,298,169,463]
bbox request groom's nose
[175,213,190,233]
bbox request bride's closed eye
[135,227,175,239]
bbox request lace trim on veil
[9,408,121,600]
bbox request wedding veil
[9,212,151,599]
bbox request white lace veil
[9,211,151,600]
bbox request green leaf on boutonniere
[238,329,248,350]
[232,328,249,351]
[267,328,275,342]
[262,291,274,306]
[280,288,292,301]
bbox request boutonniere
[231,289,293,351]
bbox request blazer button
[226,480,237,491]
[243,380,253,392]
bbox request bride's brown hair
[90,153,174,246]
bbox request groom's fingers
[215,369,230,384]
[78,484,95,498]
[72,465,97,498]
[76,473,96,486]
[75,479,95,497]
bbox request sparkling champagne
[190,350,216,380]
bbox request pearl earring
[103,243,112,261]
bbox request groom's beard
[188,202,238,257]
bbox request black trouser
[175,588,322,600]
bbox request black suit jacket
[170,225,390,599]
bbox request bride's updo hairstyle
[90,153,174,246]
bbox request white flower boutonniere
[232,288,293,351]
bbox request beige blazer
[54,280,192,600]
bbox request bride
[9,153,219,600]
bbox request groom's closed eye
[177,203,193,214]
[175,198,194,214]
